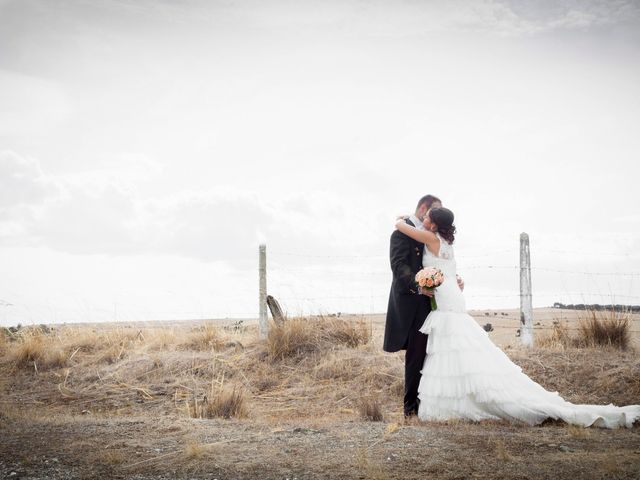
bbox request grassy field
[1,308,639,479]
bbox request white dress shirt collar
[409,214,425,231]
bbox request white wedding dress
[417,235,640,428]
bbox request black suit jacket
[383,218,431,352]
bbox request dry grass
[188,383,249,420]
[100,450,126,465]
[577,310,630,350]
[510,348,640,407]
[0,328,9,353]
[314,354,364,381]
[567,424,591,439]
[386,422,400,434]
[182,323,224,351]
[6,330,68,369]
[3,323,227,371]
[266,316,370,360]
[536,321,574,349]
[491,438,514,462]
[183,442,207,460]
[537,308,631,350]
[203,386,248,419]
[1,311,639,480]
[266,317,317,359]
[324,317,372,348]
[1,313,637,428]
[355,447,386,480]
[359,397,384,422]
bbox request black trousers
[404,328,428,416]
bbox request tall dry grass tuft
[267,317,371,360]
[359,397,384,422]
[7,330,45,365]
[267,318,317,359]
[189,384,249,419]
[6,329,68,369]
[204,386,248,419]
[578,310,630,350]
[536,309,631,351]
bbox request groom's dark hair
[416,194,441,212]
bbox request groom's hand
[457,275,465,292]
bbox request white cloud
[30,183,137,254]
[0,153,371,261]
[0,151,59,207]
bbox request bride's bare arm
[395,220,440,254]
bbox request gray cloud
[485,0,640,35]
[0,154,358,261]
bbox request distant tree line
[552,302,640,313]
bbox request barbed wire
[270,251,386,259]
[270,249,637,259]
[269,266,636,276]
[270,264,640,277]
[274,292,640,302]
[535,249,638,258]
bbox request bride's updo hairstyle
[429,207,456,244]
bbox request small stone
[559,445,572,453]
[9,473,17,477]
[547,443,557,447]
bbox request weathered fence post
[519,233,533,347]
[266,295,285,325]
[259,244,268,339]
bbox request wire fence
[2,242,639,328]
[265,245,640,318]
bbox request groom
[384,194,443,418]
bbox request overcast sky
[1,0,640,326]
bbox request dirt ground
[1,309,639,479]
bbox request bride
[395,207,640,428]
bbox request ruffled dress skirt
[417,283,640,429]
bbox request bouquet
[415,267,444,310]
